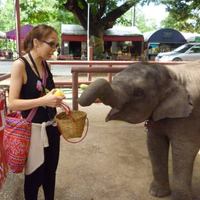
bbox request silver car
[155,43,200,61]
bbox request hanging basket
[55,102,88,143]
[55,110,87,139]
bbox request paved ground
[1,100,200,200]
[1,76,200,200]
[53,102,200,200]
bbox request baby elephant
[79,61,200,200]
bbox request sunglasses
[41,40,59,48]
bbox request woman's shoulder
[13,59,24,67]
[12,57,27,74]
[14,55,28,65]
[14,55,31,69]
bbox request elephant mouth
[106,106,150,124]
[106,107,119,122]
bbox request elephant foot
[149,180,171,197]
[170,191,195,200]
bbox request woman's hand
[42,89,65,108]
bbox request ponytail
[23,24,58,53]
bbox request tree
[19,0,78,36]
[3,0,159,37]
[53,0,142,52]
[19,0,140,40]
[116,7,158,33]
[59,0,140,39]
[0,0,17,51]
[20,0,143,52]
[145,0,200,33]
[0,0,16,32]
[160,13,197,33]
[0,0,163,53]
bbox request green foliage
[0,0,160,35]
[2,0,200,53]
[0,0,160,52]
[52,0,79,24]
[20,0,70,34]
[0,0,15,31]
[1,0,200,36]
[93,51,106,60]
[147,0,200,33]
[115,7,159,32]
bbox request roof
[181,32,200,42]
[6,24,34,40]
[143,28,187,43]
[61,24,142,36]
[105,26,142,36]
[61,24,86,36]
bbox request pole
[15,0,21,57]
[87,3,90,61]
[132,6,135,26]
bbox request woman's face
[37,31,59,60]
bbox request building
[60,24,144,60]
[143,28,187,60]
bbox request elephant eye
[133,88,144,97]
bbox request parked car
[155,43,200,61]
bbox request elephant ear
[152,80,193,121]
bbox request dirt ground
[1,76,200,200]
[1,100,200,200]
[51,101,200,200]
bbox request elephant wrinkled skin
[79,61,200,200]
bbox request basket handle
[60,102,75,122]
[59,101,89,144]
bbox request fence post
[72,71,79,110]
[108,64,112,83]
[87,46,93,81]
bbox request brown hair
[23,24,58,53]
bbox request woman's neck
[29,50,42,66]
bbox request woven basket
[55,110,87,139]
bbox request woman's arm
[9,59,64,111]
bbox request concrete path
[53,101,200,200]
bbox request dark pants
[24,125,60,200]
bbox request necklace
[28,52,42,79]
[28,53,55,120]
[28,52,46,93]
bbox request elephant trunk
[78,78,120,108]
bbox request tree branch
[100,0,139,29]
[62,0,140,38]
[63,0,87,29]
[97,1,106,20]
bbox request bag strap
[42,60,47,89]
[19,56,47,122]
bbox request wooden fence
[0,60,185,110]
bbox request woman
[9,24,64,200]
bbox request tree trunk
[63,0,138,52]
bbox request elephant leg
[147,130,171,197]
[170,140,199,200]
